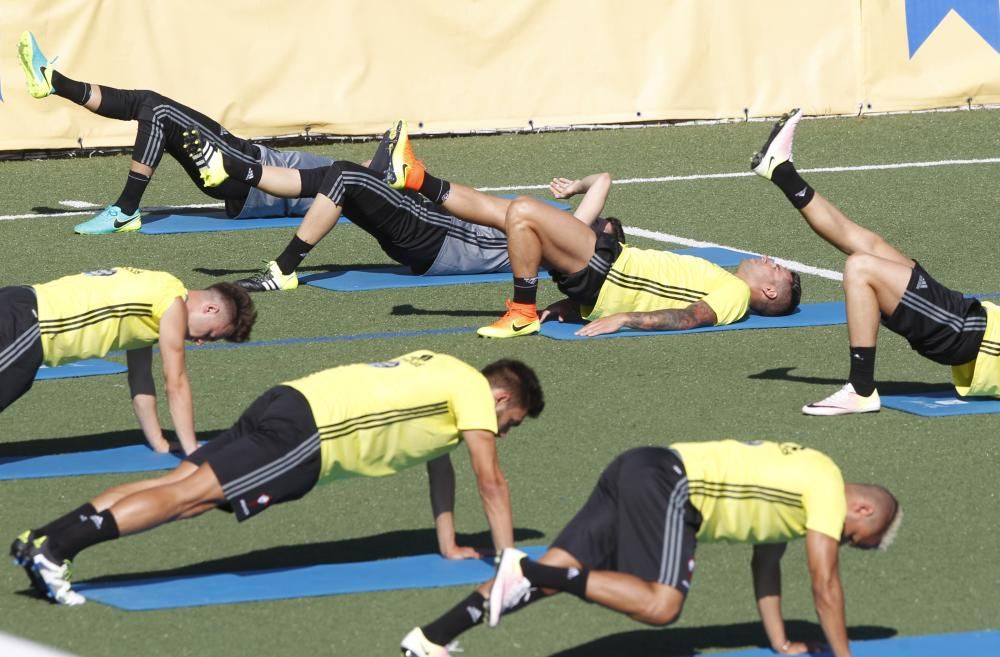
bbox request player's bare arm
[752,543,810,655]
[158,299,198,455]
[805,530,852,657]
[576,300,717,336]
[462,428,515,552]
[125,346,172,453]
[550,172,612,226]
[426,455,481,560]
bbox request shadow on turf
[193,263,391,277]
[82,527,545,584]
[0,429,224,458]
[392,304,502,318]
[546,620,896,657]
[748,367,954,395]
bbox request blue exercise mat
[139,212,306,234]
[691,631,1000,657]
[77,545,549,610]
[0,445,184,481]
[540,301,846,339]
[34,359,127,380]
[880,390,1000,417]
[302,245,744,293]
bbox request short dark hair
[605,216,626,244]
[481,359,544,417]
[756,271,801,316]
[208,282,257,343]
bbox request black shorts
[550,233,623,307]
[882,262,986,365]
[187,385,321,521]
[0,286,43,412]
[553,446,702,594]
[317,161,448,274]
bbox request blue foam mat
[541,301,846,339]
[139,212,305,234]
[34,359,127,380]
[77,545,549,610]
[880,390,1000,417]
[0,445,184,481]
[704,631,999,657]
[302,245,745,292]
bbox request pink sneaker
[751,108,803,180]
[802,383,881,416]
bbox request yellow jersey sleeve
[952,301,1000,398]
[701,276,751,326]
[452,367,499,434]
[800,458,847,540]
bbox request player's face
[840,519,881,550]
[495,403,529,438]
[186,314,234,345]
[745,255,793,286]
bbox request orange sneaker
[477,300,540,338]
[386,120,426,191]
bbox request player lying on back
[383,123,801,338]
[11,351,543,606]
[16,31,333,234]
[401,440,901,657]
[181,123,624,292]
[752,109,1000,415]
[0,267,255,454]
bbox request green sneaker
[17,31,56,99]
[181,128,228,187]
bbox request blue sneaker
[17,31,56,99]
[74,205,142,235]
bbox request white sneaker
[400,627,451,657]
[30,541,86,606]
[487,548,532,627]
[751,108,803,180]
[802,383,880,416]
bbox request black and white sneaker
[236,261,299,292]
[751,108,802,180]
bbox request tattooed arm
[575,301,717,336]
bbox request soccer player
[401,440,901,657]
[16,31,333,234]
[384,125,801,338]
[0,267,256,454]
[752,109,1000,415]
[11,350,544,606]
[186,122,623,292]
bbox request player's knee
[634,589,683,626]
[843,253,879,286]
[504,196,539,231]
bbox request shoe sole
[487,549,527,627]
[74,218,142,235]
[802,406,880,416]
[17,34,52,99]
[387,120,409,189]
[750,108,800,174]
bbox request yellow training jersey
[284,350,498,482]
[952,301,1000,398]
[585,247,750,325]
[672,439,846,543]
[32,267,187,366]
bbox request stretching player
[401,440,901,657]
[11,350,543,606]
[385,125,801,338]
[752,109,1000,415]
[16,31,332,234]
[186,122,623,291]
[0,267,256,454]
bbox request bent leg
[505,197,596,277]
[842,253,913,347]
[441,183,512,231]
[799,193,913,265]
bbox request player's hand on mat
[549,177,582,199]
[575,313,628,336]
[441,545,482,560]
[540,298,580,323]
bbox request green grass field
[0,109,998,656]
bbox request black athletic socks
[419,173,451,205]
[513,277,539,305]
[50,70,91,105]
[421,591,486,645]
[47,509,120,560]
[848,346,877,397]
[223,155,262,186]
[35,503,97,539]
[275,236,314,275]
[114,171,151,215]
[770,161,815,209]
[520,558,589,598]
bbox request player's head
[481,359,544,436]
[593,216,626,243]
[842,483,902,551]
[736,256,801,316]
[186,283,257,344]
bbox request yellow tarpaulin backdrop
[0,0,997,150]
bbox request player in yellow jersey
[0,267,256,454]
[384,128,800,338]
[401,440,901,657]
[752,109,1000,414]
[11,351,543,606]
